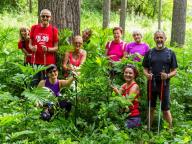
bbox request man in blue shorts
[142,30,178,128]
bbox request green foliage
[81,0,103,12]
[0,5,191,144]
[0,0,38,14]
[82,0,173,19]
[56,28,73,74]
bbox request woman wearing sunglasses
[63,35,87,78]
[38,64,76,121]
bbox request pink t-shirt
[125,42,149,61]
[106,40,125,61]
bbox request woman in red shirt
[113,64,141,128]
[18,27,32,64]
[63,35,87,77]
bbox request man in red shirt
[29,9,59,86]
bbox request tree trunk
[103,0,111,29]
[119,0,127,37]
[29,0,32,13]
[170,0,187,47]
[158,0,162,30]
[152,0,158,17]
[38,0,80,35]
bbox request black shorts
[148,80,170,111]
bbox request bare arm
[105,42,109,57]
[80,50,87,65]
[129,84,139,99]
[29,39,37,52]
[37,80,45,87]
[161,68,177,80]
[21,48,31,56]
[112,86,123,95]
[41,42,58,53]
[168,68,177,78]
[47,42,58,53]
[143,67,153,80]
[59,76,75,89]
[63,52,71,70]
[123,51,128,58]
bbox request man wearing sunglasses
[29,9,59,86]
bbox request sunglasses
[48,69,57,74]
[133,34,141,36]
[75,42,83,45]
[41,15,51,18]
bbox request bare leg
[163,110,172,128]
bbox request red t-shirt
[122,82,140,117]
[18,40,32,63]
[30,24,59,65]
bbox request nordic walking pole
[43,50,46,66]
[44,52,46,65]
[32,45,37,67]
[71,67,78,127]
[33,52,36,67]
[41,45,47,66]
[42,45,47,78]
[148,67,152,131]
[148,78,152,131]
[158,79,164,134]
[74,78,77,126]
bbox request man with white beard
[142,30,178,129]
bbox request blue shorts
[125,116,141,128]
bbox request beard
[156,42,164,48]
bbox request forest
[0,0,192,143]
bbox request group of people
[18,9,178,129]
[109,27,177,129]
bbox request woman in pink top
[63,35,87,77]
[105,27,126,62]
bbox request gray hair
[132,30,143,37]
[40,9,51,16]
[154,30,166,38]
